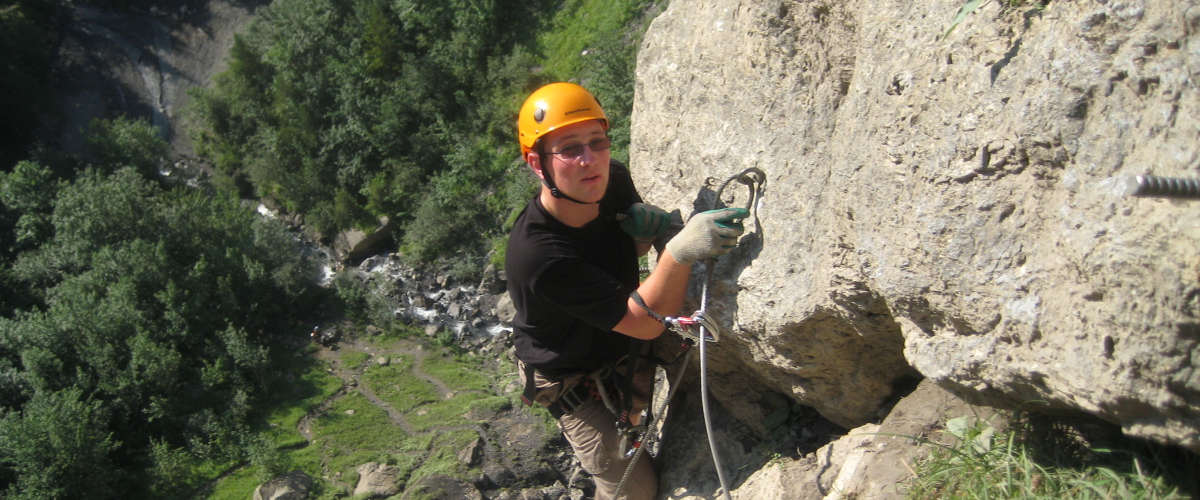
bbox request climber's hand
[621,203,671,243]
[665,208,749,265]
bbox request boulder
[253,470,312,500]
[495,293,516,324]
[332,217,395,263]
[354,462,403,498]
[634,0,1199,453]
[479,263,507,294]
[458,437,483,466]
[425,324,441,337]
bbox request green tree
[0,388,120,499]
[85,117,171,180]
[189,0,659,273]
[0,159,317,495]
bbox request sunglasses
[548,136,612,159]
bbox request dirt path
[299,335,484,441]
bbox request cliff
[631,0,1198,496]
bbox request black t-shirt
[505,160,643,374]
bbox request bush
[0,160,318,496]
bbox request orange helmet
[518,82,608,155]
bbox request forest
[0,0,660,497]
[189,0,653,272]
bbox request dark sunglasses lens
[559,145,584,158]
[554,137,611,158]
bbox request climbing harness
[615,167,766,500]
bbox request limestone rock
[332,217,395,263]
[253,470,312,500]
[458,437,483,466]
[354,462,403,498]
[495,293,516,324]
[634,0,1199,452]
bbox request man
[506,82,747,500]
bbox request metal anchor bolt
[1125,175,1200,200]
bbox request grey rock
[332,217,395,263]
[458,438,483,466]
[634,0,1199,457]
[495,293,516,324]
[354,462,402,498]
[253,470,312,500]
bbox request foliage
[942,0,985,40]
[85,117,172,180]
[189,0,663,273]
[942,0,1049,40]
[331,269,398,327]
[0,119,320,498]
[0,388,120,499]
[761,391,807,443]
[906,412,1195,499]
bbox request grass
[197,329,533,499]
[203,467,263,500]
[906,412,1197,499]
[340,349,370,369]
[537,0,660,79]
[261,349,345,448]
[409,429,480,479]
[422,352,492,392]
[362,356,441,413]
[407,392,503,432]
[297,390,412,482]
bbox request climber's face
[528,119,611,204]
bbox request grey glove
[666,208,749,265]
[621,203,671,242]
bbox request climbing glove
[665,207,750,265]
[621,203,672,243]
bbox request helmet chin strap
[537,147,600,206]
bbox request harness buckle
[556,383,589,415]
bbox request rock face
[632,0,1199,458]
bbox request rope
[698,262,733,500]
[614,167,764,500]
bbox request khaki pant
[520,361,658,500]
